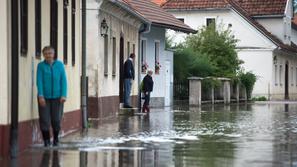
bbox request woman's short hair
[147,69,153,74]
[42,46,55,54]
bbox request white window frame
[112,37,116,76]
[274,64,278,86]
[154,40,160,74]
[104,35,109,76]
[279,65,283,86]
[291,66,294,86]
[205,17,216,27]
[141,38,147,73]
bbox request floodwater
[3,103,297,167]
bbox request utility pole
[10,0,19,158]
[81,0,88,129]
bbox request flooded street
[3,103,297,167]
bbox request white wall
[0,0,9,125]
[87,0,142,98]
[1,0,82,123]
[168,9,276,49]
[140,26,174,106]
[255,18,285,43]
[271,50,297,100]
[141,27,166,98]
[291,29,297,44]
[238,49,273,97]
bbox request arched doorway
[119,36,124,103]
[285,62,289,100]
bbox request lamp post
[100,18,109,37]
[273,55,277,65]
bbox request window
[295,67,297,86]
[141,40,147,73]
[104,36,108,76]
[127,41,130,58]
[275,65,278,85]
[291,66,294,86]
[155,41,160,74]
[132,44,135,54]
[21,0,28,55]
[177,18,184,23]
[50,0,58,59]
[63,0,69,64]
[279,65,283,86]
[71,0,76,66]
[112,37,116,76]
[206,18,215,27]
[35,0,41,58]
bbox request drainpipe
[81,0,88,129]
[137,23,151,111]
[10,0,19,158]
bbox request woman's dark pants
[142,92,150,113]
[38,98,63,146]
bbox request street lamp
[100,18,109,37]
[273,55,277,64]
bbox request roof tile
[123,0,195,33]
[163,0,287,16]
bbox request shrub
[185,23,243,77]
[239,71,257,99]
[252,96,267,101]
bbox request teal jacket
[37,60,67,99]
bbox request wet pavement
[2,103,297,167]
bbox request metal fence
[173,80,189,100]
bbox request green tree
[185,24,242,78]
[174,47,215,81]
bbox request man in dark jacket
[123,53,135,108]
[142,69,154,113]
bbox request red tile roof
[163,0,287,16]
[122,0,195,33]
[151,0,167,6]
[227,0,297,53]
[162,0,228,10]
[234,0,287,16]
[162,0,296,53]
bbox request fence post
[236,83,240,103]
[188,77,202,106]
[217,78,231,104]
[211,86,215,104]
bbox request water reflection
[4,104,297,166]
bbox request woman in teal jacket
[37,46,67,147]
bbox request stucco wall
[271,50,297,100]
[0,0,9,125]
[141,27,165,97]
[87,0,142,98]
[238,49,273,97]
[168,9,276,49]
[255,18,285,43]
[291,29,297,44]
[1,0,82,124]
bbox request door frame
[285,62,289,100]
[119,36,124,103]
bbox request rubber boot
[146,105,150,113]
[53,130,60,146]
[42,131,51,147]
[142,104,146,113]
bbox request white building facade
[163,0,297,100]
[0,0,82,157]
